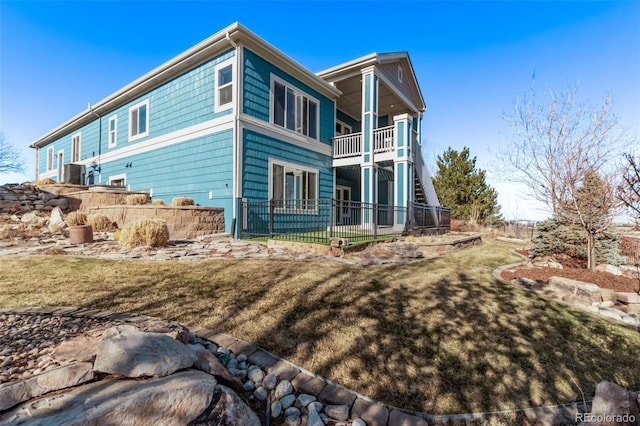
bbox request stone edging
[493,252,640,332]
[2,305,619,425]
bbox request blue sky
[1,0,638,220]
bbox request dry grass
[118,219,169,249]
[152,199,166,206]
[1,239,639,415]
[124,194,148,205]
[64,211,86,226]
[171,197,194,206]
[86,214,114,231]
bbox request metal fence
[238,198,450,244]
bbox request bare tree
[618,153,640,223]
[500,83,624,214]
[0,132,25,175]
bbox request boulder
[0,370,218,425]
[0,362,94,411]
[583,381,639,426]
[549,276,602,304]
[44,197,69,211]
[596,264,623,276]
[190,384,261,426]
[48,207,66,233]
[93,325,195,377]
[188,343,243,391]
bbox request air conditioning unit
[64,164,86,185]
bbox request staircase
[413,145,440,207]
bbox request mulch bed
[502,251,640,293]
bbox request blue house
[30,23,442,238]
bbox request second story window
[108,115,117,148]
[214,59,234,112]
[71,133,81,162]
[272,78,318,140]
[129,100,149,141]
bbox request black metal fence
[238,198,450,244]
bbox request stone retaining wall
[68,190,148,211]
[86,205,225,240]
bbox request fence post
[329,198,334,239]
[269,200,274,238]
[373,202,378,239]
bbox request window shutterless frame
[128,99,149,141]
[270,75,319,140]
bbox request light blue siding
[241,129,332,201]
[98,130,235,232]
[38,49,236,178]
[242,49,335,146]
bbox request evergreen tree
[431,147,501,225]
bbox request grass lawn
[1,238,639,415]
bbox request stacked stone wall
[86,205,225,240]
[0,184,70,214]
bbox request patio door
[335,186,351,225]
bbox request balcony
[333,125,395,159]
[332,126,419,166]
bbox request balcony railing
[333,125,396,159]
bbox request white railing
[333,133,362,158]
[333,126,397,159]
[374,126,395,154]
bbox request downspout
[88,102,101,184]
[226,32,241,238]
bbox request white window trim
[71,132,81,163]
[269,74,320,141]
[57,150,64,182]
[128,99,149,142]
[268,158,319,214]
[108,173,127,186]
[214,58,235,113]
[46,146,54,172]
[397,65,403,83]
[336,120,352,136]
[108,114,118,148]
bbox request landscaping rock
[192,384,261,426]
[324,404,350,421]
[48,207,66,233]
[188,343,243,391]
[596,264,623,276]
[275,379,294,399]
[585,381,639,426]
[549,276,602,304]
[263,373,278,390]
[0,370,218,425]
[0,362,93,411]
[93,324,195,377]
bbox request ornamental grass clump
[118,219,170,250]
[65,211,87,226]
[87,214,114,231]
[152,199,166,206]
[124,194,148,205]
[171,197,194,206]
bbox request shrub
[33,177,55,186]
[87,214,114,231]
[124,194,148,205]
[118,219,170,250]
[152,199,166,206]
[171,197,194,206]
[532,217,624,266]
[65,211,87,226]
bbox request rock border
[3,306,633,425]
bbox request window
[271,161,318,211]
[397,64,403,83]
[108,115,118,148]
[335,121,352,136]
[109,174,126,187]
[129,100,149,141]
[71,133,81,162]
[46,147,54,171]
[215,60,234,112]
[271,78,318,140]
